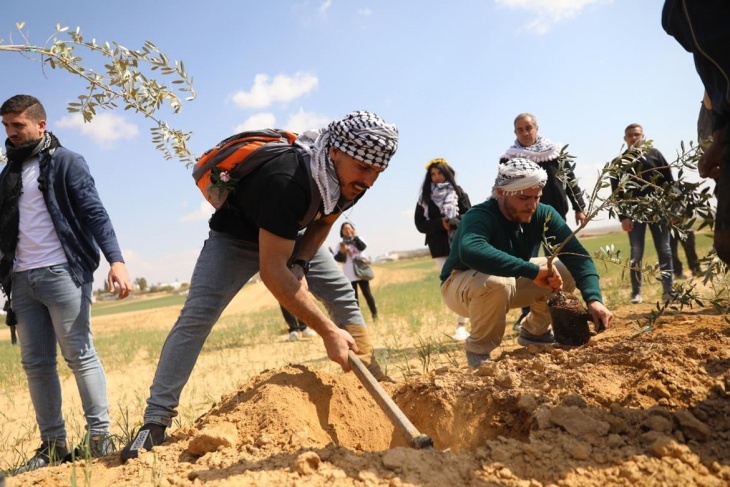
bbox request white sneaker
[301,327,317,338]
[288,331,300,342]
[452,325,469,341]
[630,293,642,304]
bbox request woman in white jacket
[334,222,378,321]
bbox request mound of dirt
[8,308,730,486]
[192,364,404,453]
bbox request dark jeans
[144,232,367,427]
[670,231,700,276]
[351,280,378,319]
[280,304,307,332]
[628,222,673,294]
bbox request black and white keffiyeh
[0,131,59,344]
[294,128,340,215]
[490,158,548,198]
[500,135,561,163]
[329,111,398,168]
[295,111,399,215]
[425,182,458,219]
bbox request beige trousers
[440,257,576,355]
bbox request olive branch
[0,22,197,166]
[541,140,725,332]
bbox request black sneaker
[65,433,116,462]
[517,329,556,347]
[466,351,490,368]
[120,423,167,463]
[14,441,69,474]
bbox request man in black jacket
[663,0,730,266]
[610,123,674,304]
[500,113,587,225]
[500,113,587,329]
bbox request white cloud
[181,201,215,222]
[284,109,331,133]
[233,113,277,133]
[357,8,372,16]
[231,109,330,134]
[319,0,333,14]
[232,73,319,109]
[495,0,610,34]
[56,112,139,148]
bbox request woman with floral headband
[415,158,472,341]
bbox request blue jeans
[12,264,108,443]
[144,230,365,426]
[627,222,673,295]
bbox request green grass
[576,230,715,285]
[0,341,23,389]
[381,257,436,271]
[91,293,188,317]
[0,230,717,390]
[1,229,726,475]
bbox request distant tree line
[94,278,189,297]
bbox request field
[1,230,729,486]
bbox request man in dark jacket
[0,94,132,472]
[610,123,674,304]
[440,158,612,368]
[500,113,587,329]
[500,113,586,225]
[120,111,399,463]
[663,0,730,266]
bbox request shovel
[348,350,433,449]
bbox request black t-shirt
[209,149,318,245]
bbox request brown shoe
[342,324,395,382]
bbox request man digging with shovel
[121,111,398,462]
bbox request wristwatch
[288,259,310,275]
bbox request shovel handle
[348,350,433,449]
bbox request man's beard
[7,137,42,149]
[504,201,534,223]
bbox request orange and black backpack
[192,129,323,226]
[193,129,297,209]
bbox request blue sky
[1,0,706,290]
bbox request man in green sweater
[440,158,613,368]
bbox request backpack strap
[291,144,324,228]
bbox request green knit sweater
[440,199,603,304]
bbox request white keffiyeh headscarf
[500,135,561,163]
[491,158,548,198]
[295,111,399,215]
